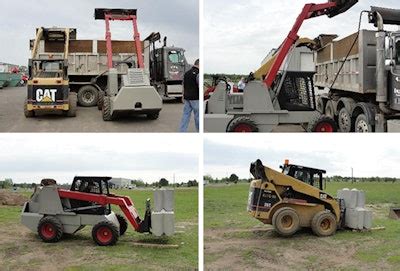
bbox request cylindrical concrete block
[163,211,175,236]
[153,190,163,212]
[151,211,164,236]
[356,190,366,208]
[162,190,174,212]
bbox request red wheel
[227,117,258,132]
[233,123,253,132]
[37,216,63,243]
[96,226,113,244]
[41,223,56,239]
[315,122,334,132]
[307,115,338,133]
[92,221,119,246]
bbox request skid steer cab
[25,59,77,118]
[247,159,343,237]
[21,177,174,246]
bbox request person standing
[179,59,199,132]
[237,77,246,92]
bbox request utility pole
[351,167,354,183]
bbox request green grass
[0,187,198,270]
[205,182,400,269]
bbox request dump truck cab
[248,159,341,237]
[146,32,189,100]
[25,27,77,118]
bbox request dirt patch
[0,190,28,206]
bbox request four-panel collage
[1,0,400,270]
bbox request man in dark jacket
[179,59,199,132]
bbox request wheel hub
[339,111,350,132]
[41,223,55,239]
[320,218,331,231]
[96,227,112,243]
[356,120,369,132]
[234,124,252,132]
[83,91,95,103]
[281,215,293,229]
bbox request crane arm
[263,0,358,88]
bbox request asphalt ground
[0,87,196,132]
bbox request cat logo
[36,89,57,102]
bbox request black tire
[116,214,128,236]
[92,221,119,246]
[272,207,300,237]
[227,116,258,132]
[102,96,113,121]
[24,98,34,118]
[338,107,352,132]
[66,92,77,117]
[147,112,159,120]
[37,216,63,243]
[354,113,373,133]
[311,210,337,237]
[97,90,105,110]
[307,115,338,132]
[77,85,98,107]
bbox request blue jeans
[179,100,199,132]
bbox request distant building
[109,178,132,189]
[0,62,27,73]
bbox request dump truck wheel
[38,216,63,243]
[147,112,159,120]
[272,207,300,237]
[355,113,372,133]
[102,96,113,121]
[97,90,105,110]
[78,85,98,107]
[307,115,337,132]
[116,214,128,236]
[24,99,35,118]
[227,117,258,132]
[66,93,77,117]
[92,221,119,246]
[311,210,337,237]
[338,107,352,132]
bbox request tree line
[204,174,400,184]
[0,178,199,189]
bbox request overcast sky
[204,134,400,179]
[0,0,198,66]
[0,134,199,184]
[204,0,399,74]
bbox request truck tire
[272,207,300,237]
[338,107,352,132]
[77,85,98,107]
[355,113,373,133]
[311,210,337,237]
[97,90,105,110]
[102,96,113,121]
[92,221,119,246]
[66,92,77,117]
[116,214,128,236]
[24,99,35,118]
[307,115,337,132]
[227,117,258,132]
[316,96,325,113]
[38,216,63,243]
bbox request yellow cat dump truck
[248,159,343,237]
[24,27,77,117]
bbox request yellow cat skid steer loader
[24,27,77,117]
[248,159,344,237]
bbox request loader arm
[58,189,142,231]
[263,0,358,88]
[95,8,144,69]
[31,27,44,59]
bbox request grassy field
[205,182,400,270]
[0,187,198,271]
